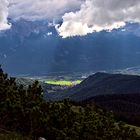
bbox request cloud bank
[57,0,140,38]
[8,0,83,21]
[1,0,140,37]
[0,0,11,30]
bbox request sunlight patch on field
[45,80,81,86]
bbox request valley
[1,62,140,139]
[45,80,81,86]
[1,1,140,139]
[15,72,140,128]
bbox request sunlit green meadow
[45,80,81,86]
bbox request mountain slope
[1,20,140,75]
[65,73,140,126]
[65,72,140,101]
[84,93,140,126]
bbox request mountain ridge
[1,19,140,75]
[67,72,140,101]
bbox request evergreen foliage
[0,66,139,140]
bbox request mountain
[66,72,140,126]
[43,72,140,101]
[67,72,140,101]
[14,73,140,126]
[1,19,140,75]
[115,65,140,75]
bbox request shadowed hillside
[67,72,140,101]
[81,93,140,126]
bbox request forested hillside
[81,93,140,127]
[0,66,140,140]
[67,72,140,101]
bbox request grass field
[45,80,81,86]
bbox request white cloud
[47,32,52,36]
[57,0,140,38]
[1,0,140,35]
[0,0,11,30]
[8,0,83,21]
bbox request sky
[0,0,140,38]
